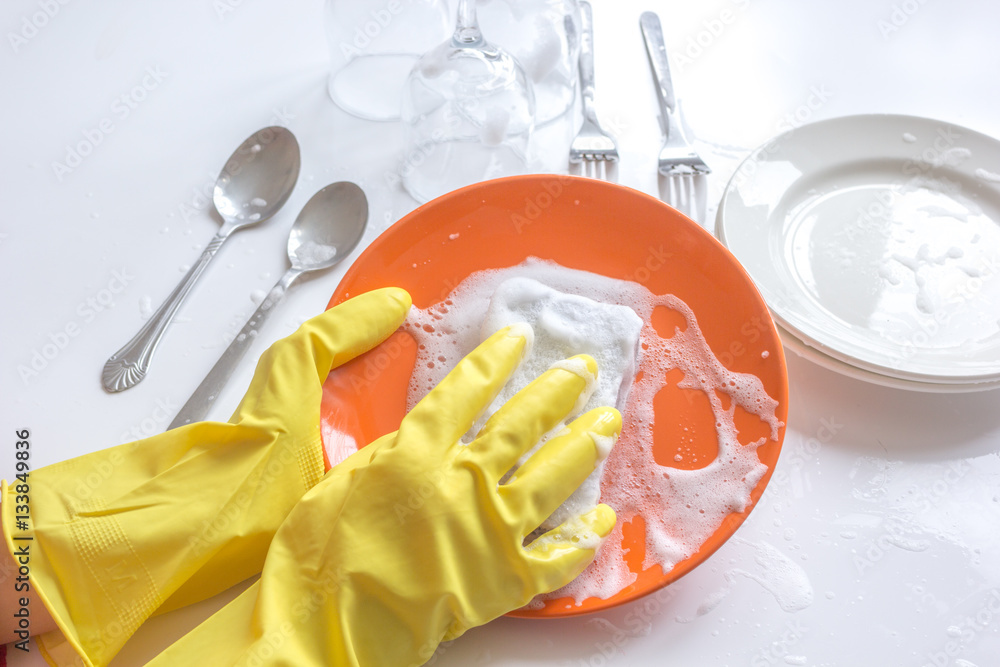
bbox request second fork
[640,11,711,178]
[569,0,619,179]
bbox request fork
[640,11,711,180]
[569,1,618,180]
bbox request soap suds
[416,277,643,532]
[295,240,337,264]
[403,258,783,604]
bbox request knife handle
[640,11,677,116]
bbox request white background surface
[2,0,1000,665]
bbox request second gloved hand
[150,324,621,667]
[1,287,411,667]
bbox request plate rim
[717,112,1000,383]
[778,322,1000,394]
[328,174,790,616]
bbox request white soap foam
[403,258,783,604]
[479,277,641,416]
[295,240,337,264]
[478,278,641,530]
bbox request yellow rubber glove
[0,287,411,667]
[149,326,620,667]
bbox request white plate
[717,114,1000,384]
[777,322,1000,394]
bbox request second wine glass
[400,0,536,204]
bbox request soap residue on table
[403,258,784,604]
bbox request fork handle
[640,11,677,124]
[578,1,599,123]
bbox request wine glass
[324,0,451,121]
[400,0,536,204]
[477,0,581,126]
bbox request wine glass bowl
[324,0,451,121]
[476,0,581,126]
[401,0,536,203]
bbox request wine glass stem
[454,0,483,46]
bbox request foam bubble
[403,258,783,604]
[478,278,642,530]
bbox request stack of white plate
[717,114,1000,392]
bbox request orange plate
[323,175,788,617]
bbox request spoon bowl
[288,182,368,271]
[169,182,370,428]
[214,127,301,228]
[400,0,535,203]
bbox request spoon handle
[168,267,302,429]
[102,228,233,392]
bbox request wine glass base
[328,54,418,122]
[402,140,529,203]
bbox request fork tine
[683,176,695,220]
[692,174,708,223]
[660,173,710,223]
[677,177,689,218]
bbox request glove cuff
[2,479,92,666]
[1,421,327,667]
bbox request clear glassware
[325,0,451,121]
[477,0,581,126]
[400,0,536,203]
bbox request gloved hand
[149,325,620,667]
[1,287,411,667]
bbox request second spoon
[169,182,369,428]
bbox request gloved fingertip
[586,503,617,539]
[568,354,599,379]
[486,325,532,358]
[587,407,622,436]
[378,286,412,312]
[497,323,534,358]
[548,354,598,387]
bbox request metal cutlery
[102,127,300,392]
[640,12,711,178]
[168,182,368,429]
[569,0,619,180]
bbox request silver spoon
[102,126,301,392]
[168,182,369,429]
